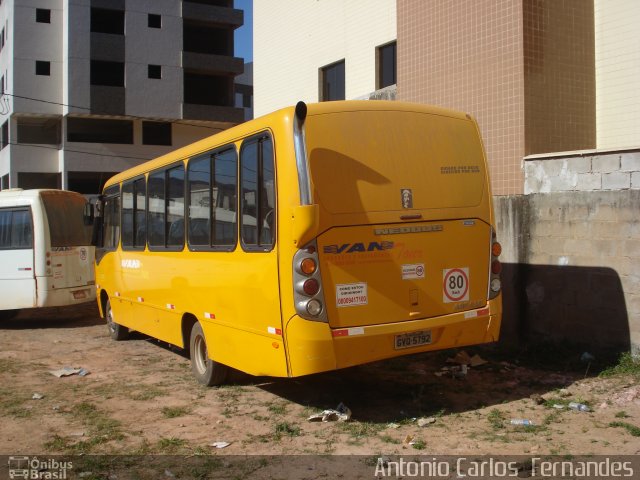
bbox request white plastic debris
[32,393,44,400]
[307,402,351,422]
[210,441,231,449]
[49,366,89,377]
[417,417,436,427]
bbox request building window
[184,71,232,106]
[148,14,161,28]
[377,41,396,89]
[90,8,124,35]
[148,64,161,79]
[142,121,171,146]
[91,60,124,87]
[1,174,8,190]
[320,60,345,101]
[67,118,133,144]
[36,8,51,23]
[1,120,8,149]
[35,61,50,76]
[17,117,61,145]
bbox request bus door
[0,207,36,309]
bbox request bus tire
[189,322,228,386]
[105,299,129,341]
[0,309,20,321]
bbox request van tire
[105,299,129,341]
[189,322,228,386]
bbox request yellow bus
[93,101,502,386]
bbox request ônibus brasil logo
[8,456,73,479]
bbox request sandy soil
[1,303,639,465]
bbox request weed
[379,434,400,444]
[157,437,187,453]
[339,421,385,439]
[129,386,167,401]
[44,434,72,451]
[267,402,287,415]
[274,422,301,440]
[162,406,191,418]
[600,353,640,379]
[411,439,426,450]
[615,411,630,419]
[608,421,640,437]
[487,409,505,430]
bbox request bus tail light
[488,229,502,300]
[293,240,327,322]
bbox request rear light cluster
[489,228,502,300]
[293,241,327,322]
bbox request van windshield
[41,191,92,247]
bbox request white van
[0,189,96,320]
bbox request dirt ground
[1,303,639,462]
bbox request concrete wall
[524,148,640,194]
[253,0,396,117]
[495,190,639,355]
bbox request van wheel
[0,309,20,321]
[105,299,128,341]
[190,322,228,386]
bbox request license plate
[72,290,87,300]
[394,330,432,350]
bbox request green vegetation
[487,409,506,430]
[161,406,191,418]
[411,439,426,450]
[600,353,640,379]
[274,422,301,440]
[608,421,640,437]
[157,437,188,453]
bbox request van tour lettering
[323,241,394,254]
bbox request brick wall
[494,190,640,355]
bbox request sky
[234,0,253,63]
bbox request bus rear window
[40,191,92,247]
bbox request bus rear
[284,102,502,376]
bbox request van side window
[0,208,33,249]
[240,135,275,251]
[187,147,237,250]
[122,176,146,250]
[148,164,185,249]
[102,186,120,251]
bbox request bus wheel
[190,322,228,386]
[0,309,20,321]
[105,299,129,341]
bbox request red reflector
[332,329,348,337]
[303,278,319,296]
[478,308,490,316]
[491,260,502,274]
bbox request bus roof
[103,100,472,190]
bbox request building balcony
[182,51,244,76]
[182,103,244,123]
[182,2,243,27]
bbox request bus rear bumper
[36,282,96,308]
[285,299,502,378]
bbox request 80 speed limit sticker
[443,267,469,303]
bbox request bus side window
[148,171,165,247]
[148,164,185,249]
[0,208,32,249]
[167,166,185,248]
[122,177,147,250]
[101,185,121,251]
[240,135,275,251]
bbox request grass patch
[161,406,191,418]
[267,402,287,415]
[273,422,301,440]
[339,421,385,440]
[615,411,630,419]
[157,437,188,453]
[599,353,640,379]
[129,386,167,401]
[608,421,640,437]
[380,434,401,444]
[487,409,506,430]
[0,358,21,374]
[411,439,426,450]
